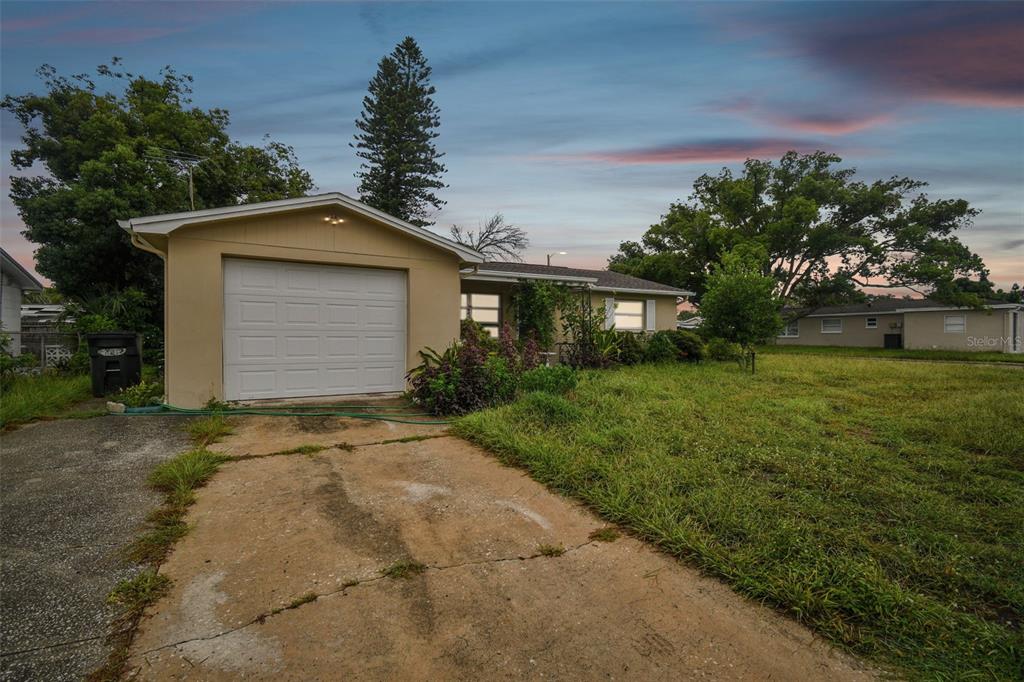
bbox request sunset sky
[2,1,1021,289]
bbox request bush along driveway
[120,412,871,680]
[0,414,192,681]
[456,355,1024,679]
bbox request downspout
[123,222,170,397]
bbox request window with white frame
[779,319,799,337]
[613,300,644,331]
[461,293,501,337]
[943,314,965,334]
[821,318,843,334]
[865,317,878,329]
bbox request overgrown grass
[455,357,1024,680]
[125,449,227,564]
[186,414,233,447]
[0,373,92,430]
[759,343,1024,364]
[88,570,172,682]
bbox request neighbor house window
[865,317,878,329]
[944,314,966,334]
[821,318,843,334]
[614,300,644,331]
[461,293,501,337]
[778,320,799,338]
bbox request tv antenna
[143,147,207,210]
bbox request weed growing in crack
[382,559,427,579]
[273,444,327,456]
[537,544,565,557]
[342,578,360,588]
[379,434,444,445]
[589,527,620,542]
[186,414,233,447]
[335,442,355,452]
[106,570,171,619]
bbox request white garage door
[223,258,406,400]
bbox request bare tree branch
[449,213,528,262]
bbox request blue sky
[2,1,1021,288]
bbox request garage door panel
[223,259,407,400]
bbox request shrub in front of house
[615,331,645,365]
[706,337,743,362]
[666,329,706,362]
[643,331,679,362]
[520,365,578,395]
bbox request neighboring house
[0,247,43,356]
[677,315,702,330]
[21,303,75,367]
[776,298,1023,353]
[121,193,690,407]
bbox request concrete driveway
[126,414,873,680]
[1,415,191,681]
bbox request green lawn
[759,343,1024,364]
[0,373,95,430]
[455,356,1024,680]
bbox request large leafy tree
[352,37,446,227]
[3,60,314,311]
[610,151,988,306]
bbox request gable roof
[786,298,1022,317]
[0,248,43,291]
[468,262,692,296]
[118,192,485,263]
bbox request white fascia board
[119,192,485,263]
[467,270,598,284]
[592,286,691,296]
[804,310,903,318]
[897,304,1023,313]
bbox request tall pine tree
[352,37,446,227]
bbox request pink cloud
[800,5,1024,108]
[45,26,186,45]
[549,139,829,165]
[706,97,896,136]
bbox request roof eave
[593,285,692,296]
[121,193,485,263]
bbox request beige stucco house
[776,298,1023,354]
[121,193,689,407]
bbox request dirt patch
[126,420,876,681]
[292,415,346,433]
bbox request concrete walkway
[0,415,191,681]
[126,414,874,680]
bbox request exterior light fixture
[323,214,345,225]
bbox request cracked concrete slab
[127,419,875,680]
[1,415,192,681]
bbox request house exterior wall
[457,283,679,346]
[903,309,1015,352]
[774,313,901,347]
[1,273,24,355]
[158,206,462,408]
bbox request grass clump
[186,414,233,446]
[455,356,1024,679]
[536,543,565,557]
[382,559,427,579]
[106,570,171,619]
[589,527,620,542]
[0,373,92,430]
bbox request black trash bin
[86,332,142,397]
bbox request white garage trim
[223,258,407,400]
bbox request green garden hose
[112,403,450,425]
